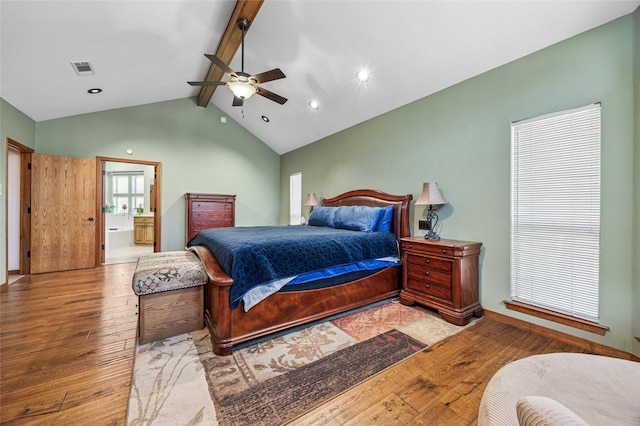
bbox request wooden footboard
[190,244,400,355]
[189,189,413,355]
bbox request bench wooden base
[138,285,204,344]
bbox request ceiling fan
[188,18,287,107]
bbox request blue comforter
[187,226,399,308]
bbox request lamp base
[423,206,441,240]
[424,230,441,240]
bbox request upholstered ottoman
[478,353,640,425]
[132,251,207,344]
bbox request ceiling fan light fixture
[227,81,257,99]
[309,100,320,110]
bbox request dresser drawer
[192,209,233,222]
[406,254,452,273]
[191,201,233,212]
[406,263,451,287]
[407,278,452,302]
[190,221,233,238]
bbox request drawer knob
[425,271,430,276]
[424,284,430,289]
[442,249,447,254]
[425,259,430,264]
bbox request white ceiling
[2,1,638,154]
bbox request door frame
[6,138,33,277]
[96,156,162,265]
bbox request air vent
[71,61,95,76]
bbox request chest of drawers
[185,193,236,242]
[400,237,483,325]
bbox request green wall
[1,98,37,285]
[32,97,280,253]
[281,11,638,355]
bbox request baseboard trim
[484,309,639,362]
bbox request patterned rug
[127,299,472,425]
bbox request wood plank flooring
[1,263,635,425]
[1,263,138,425]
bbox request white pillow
[516,396,589,426]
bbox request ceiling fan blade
[187,81,227,86]
[253,68,286,84]
[204,54,236,76]
[232,96,244,107]
[256,87,287,105]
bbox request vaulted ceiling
[2,1,638,154]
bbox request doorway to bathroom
[97,157,161,265]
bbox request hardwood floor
[1,263,138,425]
[1,264,636,425]
[292,315,633,426]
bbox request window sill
[504,300,609,336]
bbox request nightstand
[400,237,483,325]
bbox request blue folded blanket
[187,225,399,308]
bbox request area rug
[127,299,473,425]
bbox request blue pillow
[308,206,337,228]
[333,205,384,232]
[375,205,394,232]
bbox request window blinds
[511,103,601,323]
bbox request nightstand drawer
[407,278,452,302]
[407,263,451,286]
[406,254,452,273]
[401,240,481,257]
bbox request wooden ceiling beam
[197,0,264,107]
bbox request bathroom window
[111,172,144,214]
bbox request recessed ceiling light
[309,100,320,111]
[261,115,270,122]
[356,69,370,83]
[87,88,102,94]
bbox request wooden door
[31,154,96,273]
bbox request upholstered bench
[132,251,207,344]
[478,353,640,425]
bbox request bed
[187,189,412,355]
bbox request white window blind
[511,103,601,323]
[289,172,302,225]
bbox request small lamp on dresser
[304,193,318,213]
[415,182,448,240]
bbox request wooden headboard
[320,189,413,238]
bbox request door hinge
[27,207,31,214]
[101,244,105,250]
[27,251,31,258]
[27,163,32,170]
[102,170,106,176]
[101,206,105,213]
